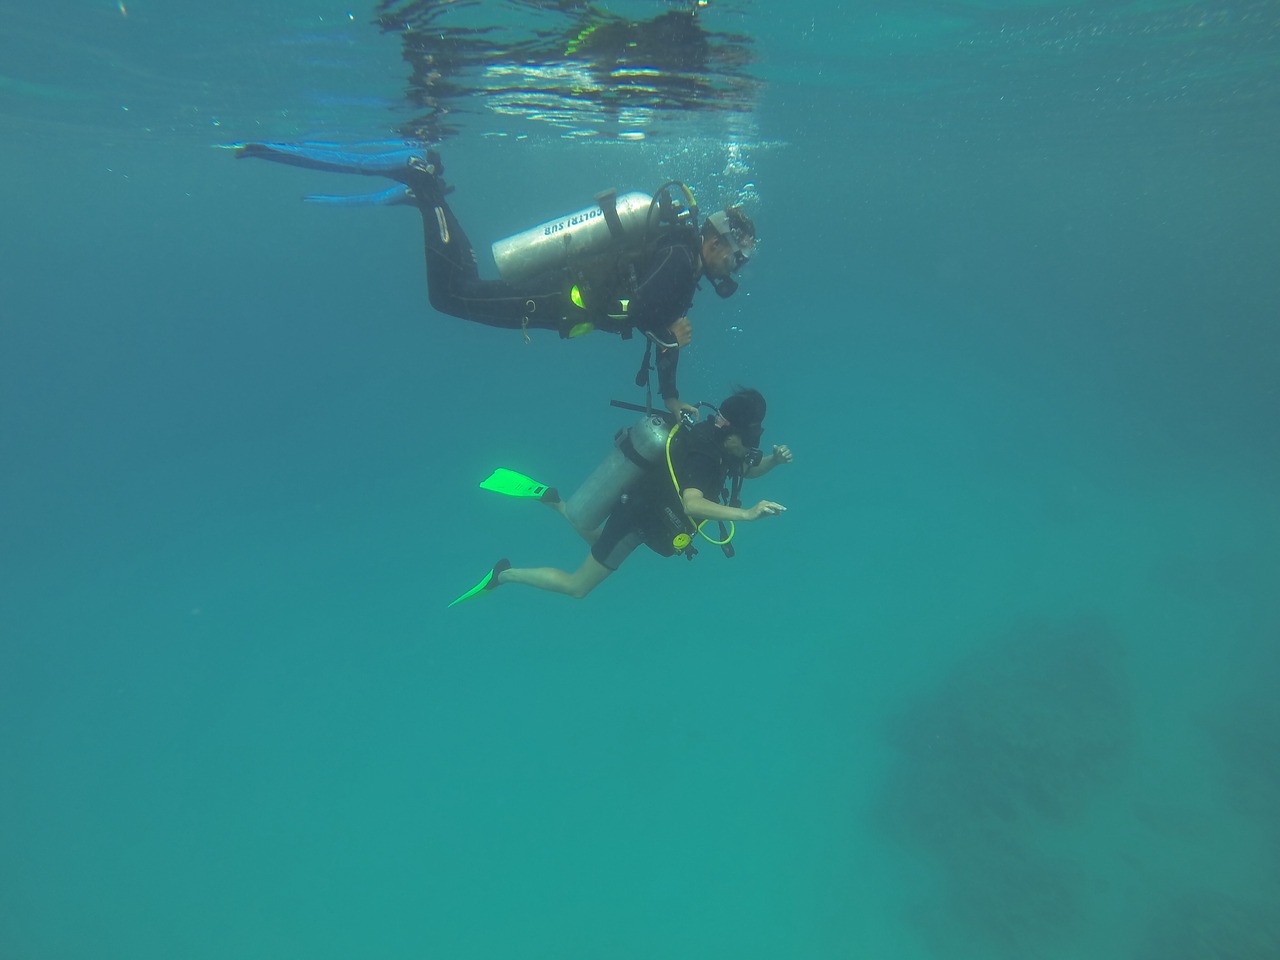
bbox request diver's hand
[666,397,699,421]
[745,444,793,479]
[745,500,787,521]
[669,316,693,348]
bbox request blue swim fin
[304,184,414,207]
[225,140,446,206]
[227,140,432,177]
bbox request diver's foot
[425,148,443,179]
[404,148,448,205]
[447,558,512,608]
[488,558,512,589]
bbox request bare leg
[544,499,601,545]
[497,552,612,599]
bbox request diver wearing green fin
[449,389,792,606]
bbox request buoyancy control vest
[490,182,701,335]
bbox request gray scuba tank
[564,415,673,537]
[492,190,653,283]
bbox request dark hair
[718,387,766,439]
[702,205,756,244]
[727,206,756,241]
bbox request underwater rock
[1136,890,1280,960]
[877,617,1131,958]
[1206,644,1280,822]
[883,618,1130,842]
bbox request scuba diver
[449,388,792,605]
[229,140,757,420]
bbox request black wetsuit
[419,189,698,404]
[591,421,734,570]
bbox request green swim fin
[479,468,559,502]
[448,559,512,608]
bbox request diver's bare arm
[681,489,785,521]
[745,444,794,479]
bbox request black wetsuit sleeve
[656,346,680,401]
[681,455,727,501]
[627,243,697,340]
[629,240,697,402]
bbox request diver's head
[714,388,766,465]
[701,205,755,297]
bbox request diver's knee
[567,581,596,600]
[427,286,455,316]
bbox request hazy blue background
[2,2,1277,958]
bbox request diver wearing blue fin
[228,138,757,420]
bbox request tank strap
[594,188,628,240]
[591,312,633,338]
[634,339,655,412]
[718,472,744,558]
[617,431,653,470]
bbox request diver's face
[722,433,764,469]
[702,234,741,279]
[723,433,751,459]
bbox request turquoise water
[2,2,1278,958]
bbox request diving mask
[706,207,754,271]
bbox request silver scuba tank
[564,415,673,537]
[492,190,654,283]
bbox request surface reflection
[373,0,758,142]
